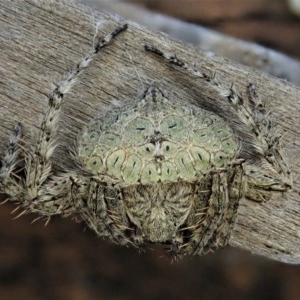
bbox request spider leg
[244,84,292,197]
[26,24,128,196]
[0,122,73,215]
[0,123,24,197]
[213,165,244,247]
[28,174,75,216]
[175,164,243,256]
[190,170,230,255]
[144,45,271,145]
[71,176,131,245]
[1,24,128,216]
[145,45,292,195]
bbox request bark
[85,0,300,85]
[0,0,299,264]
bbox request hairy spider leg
[144,45,292,199]
[0,24,128,216]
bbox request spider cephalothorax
[0,24,292,256]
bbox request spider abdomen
[78,86,239,185]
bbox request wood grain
[84,0,300,86]
[0,0,299,263]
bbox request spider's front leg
[70,175,132,246]
[0,24,128,216]
[0,122,74,216]
[26,23,128,202]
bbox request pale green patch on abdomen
[77,97,239,184]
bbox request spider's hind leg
[242,84,292,198]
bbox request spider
[0,23,292,256]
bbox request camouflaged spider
[0,23,292,256]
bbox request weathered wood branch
[0,0,299,264]
[84,0,300,85]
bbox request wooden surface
[85,0,300,86]
[0,0,299,264]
